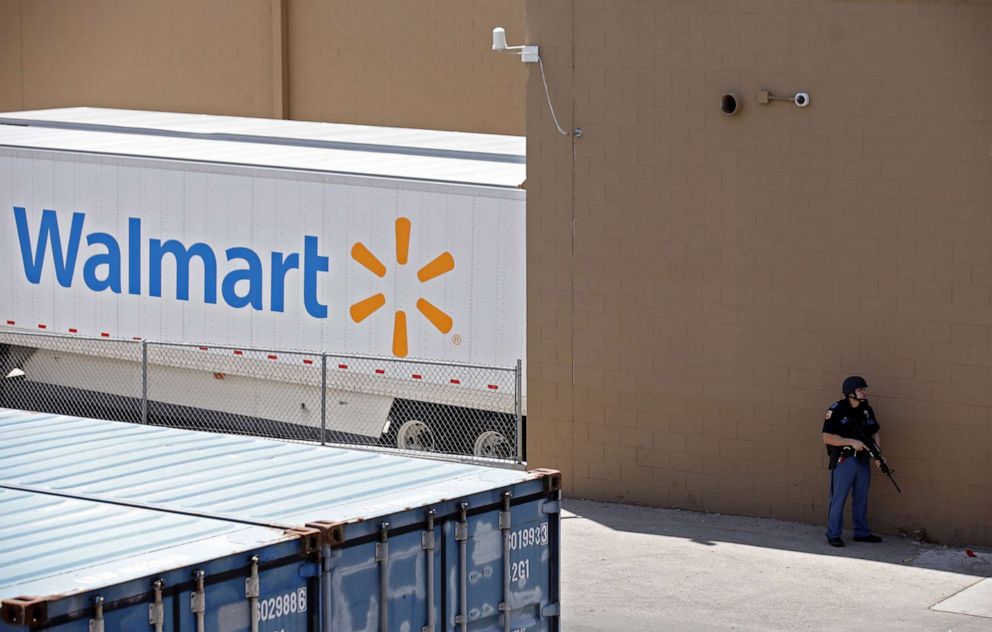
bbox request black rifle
[850,416,902,493]
[862,437,901,493]
[840,399,902,494]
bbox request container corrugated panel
[0,487,320,632]
[0,409,562,631]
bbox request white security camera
[758,89,811,109]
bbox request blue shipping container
[0,486,320,632]
[0,409,562,631]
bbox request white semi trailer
[0,108,526,458]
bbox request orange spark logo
[349,217,454,357]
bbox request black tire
[470,413,517,459]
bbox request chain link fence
[0,330,524,466]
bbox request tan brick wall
[0,0,525,134]
[527,0,992,546]
[8,0,277,116]
[289,0,526,134]
[0,1,23,113]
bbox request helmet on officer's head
[842,375,868,397]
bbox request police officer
[822,375,883,547]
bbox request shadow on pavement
[563,498,992,578]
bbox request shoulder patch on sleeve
[824,409,832,420]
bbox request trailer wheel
[396,418,436,452]
[473,429,514,459]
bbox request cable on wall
[538,57,571,136]
[492,26,579,138]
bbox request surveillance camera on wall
[757,89,811,109]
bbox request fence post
[320,352,327,446]
[141,340,148,424]
[515,359,523,464]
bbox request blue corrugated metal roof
[0,409,536,528]
[0,486,294,600]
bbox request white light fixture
[5,368,25,379]
[492,27,575,137]
[492,27,539,63]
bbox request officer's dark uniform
[822,396,880,542]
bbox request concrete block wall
[0,0,278,116]
[0,0,526,134]
[526,0,992,545]
[289,0,527,134]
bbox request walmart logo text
[12,207,329,317]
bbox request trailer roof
[0,409,541,529]
[0,107,526,188]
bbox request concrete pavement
[561,499,992,631]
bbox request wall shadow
[563,498,992,578]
